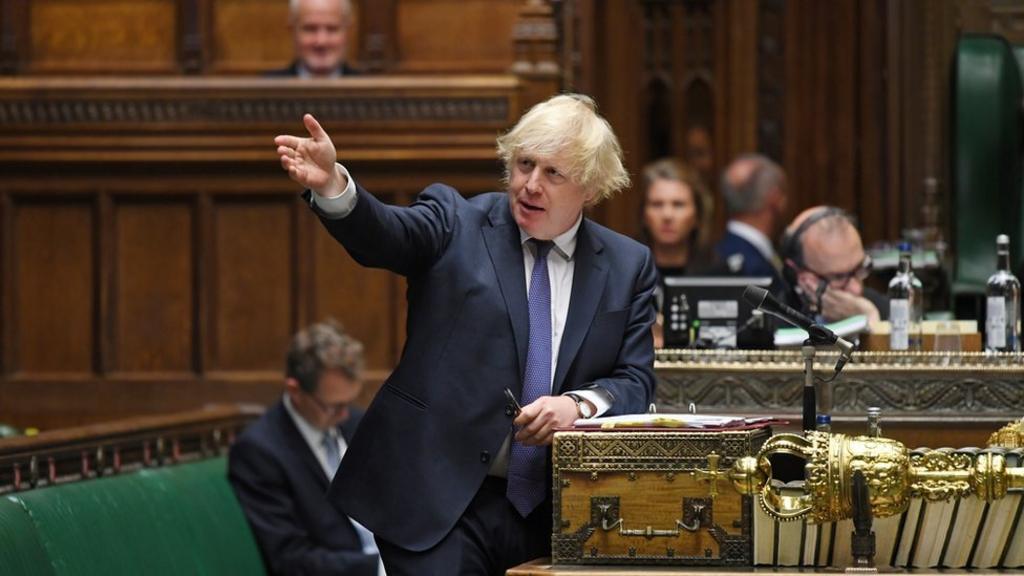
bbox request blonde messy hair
[496,94,629,205]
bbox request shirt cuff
[568,388,612,418]
[310,163,357,219]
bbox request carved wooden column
[0,0,27,74]
[179,0,204,74]
[358,0,398,73]
[512,0,562,108]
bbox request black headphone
[779,206,857,310]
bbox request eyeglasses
[302,389,348,417]
[802,254,872,289]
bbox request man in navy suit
[274,94,657,574]
[266,0,358,79]
[229,320,382,576]
[714,153,789,293]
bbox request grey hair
[720,153,785,215]
[289,0,353,25]
[285,318,364,393]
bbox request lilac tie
[507,239,553,517]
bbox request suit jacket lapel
[481,202,529,386]
[273,402,330,488]
[554,220,608,393]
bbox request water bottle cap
[997,234,1009,245]
[898,241,912,253]
[816,414,831,425]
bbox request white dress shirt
[726,220,781,269]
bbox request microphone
[742,285,854,357]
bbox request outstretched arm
[276,114,455,276]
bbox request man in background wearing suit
[715,153,789,293]
[274,94,657,574]
[267,0,358,78]
[229,319,382,576]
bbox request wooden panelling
[209,0,294,73]
[113,200,194,373]
[0,377,280,430]
[395,0,519,73]
[309,203,398,371]
[12,200,95,375]
[29,0,178,74]
[3,0,527,75]
[570,0,899,244]
[211,199,294,371]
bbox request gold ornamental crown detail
[730,431,1024,524]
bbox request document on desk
[573,413,775,429]
[774,314,868,347]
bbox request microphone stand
[801,343,817,432]
[801,328,844,433]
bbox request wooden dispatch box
[551,426,771,566]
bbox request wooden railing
[0,404,261,493]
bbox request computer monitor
[661,276,775,349]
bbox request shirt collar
[518,213,582,261]
[282,394,334,447]
[727,220,777,263]
[296,64,343,79]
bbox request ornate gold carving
[988,417,1024,448]
[907,450,972,500]
[691,452,722,500]
[729,432,1024,524]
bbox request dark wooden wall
[0,76,528,430]
[0,0,564,430]
[561,0,1024,246]
[0,0,527,75]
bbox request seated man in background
[714,154,789,294]
[267,0,358,78]
[229,319,382,576]
[781,206,887,325]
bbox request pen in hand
[503,388,522,417]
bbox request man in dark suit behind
[266,0,358,78]
[714,153,789,293]
[274,94,657,574]
[229,319,382,576]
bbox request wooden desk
[507,558,1004,574]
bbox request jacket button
[505,405,515,418]
[480,450,490,463]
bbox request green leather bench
[0,456,266,576]
[951,34,1024,317]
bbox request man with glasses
[229,319,383,576]
[781,206,887,325]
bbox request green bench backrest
[2,456,265,576]
[0,495,56,576]
[952,34,1024,294]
